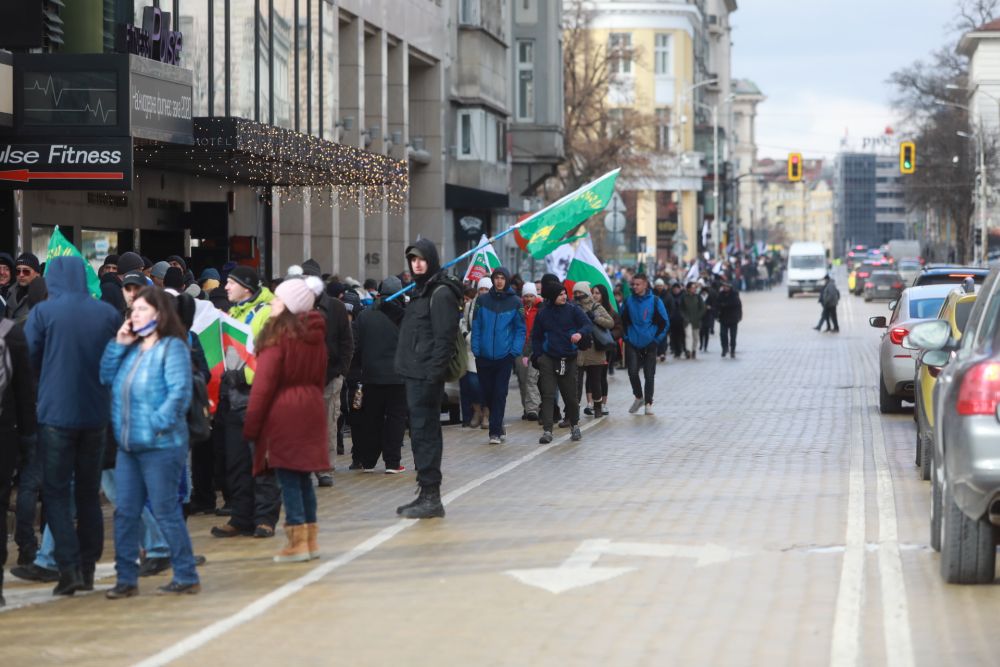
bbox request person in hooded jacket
[716,281,743,358]
[354,276,408,473]
[244,279,328,563]
[24,256,119,596]
[622,273,669,416]
[663,281,686,359]
[532,282,592,444]
[573,281,614,418]
[394,239,462,519]
[471,267,526,445]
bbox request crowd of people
[0,239,747,607]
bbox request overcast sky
[733,0,964,160]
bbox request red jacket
[522,296,541,355]
[244,310,329,475]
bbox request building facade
[730,77,763,245]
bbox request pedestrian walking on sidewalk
[100,287,199,598]
[573,281,614,418]
[244,279,329,563]
[814,275,840,333]
[472,267,526,445]
[716,281,743,358]
[515,283,542,421]
[622,274,669,416]
[394,239,463,519]
[680,281,706,359]
[532,281,592,444]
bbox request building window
[607,108,625,138]
[497,118,507,161]
[654,34,672,75]
[460,0,480,25]
[516,40,535,122]
[459,110,474,158]
[608,33,632,75]
[656,108,670,151]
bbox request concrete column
[407,58,446,260]
[387,40,409,273]
[338,15,364,280]
[271,186,282,277]
[302,187,312,261]
[364,28,388,281]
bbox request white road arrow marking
[506,538,752,594]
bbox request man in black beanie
[163,267,185,294]
[116,252,144,276]
[166,255,187,272]
[6,253,41,322]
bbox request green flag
[45,226,101,299]
[522,169,621,259]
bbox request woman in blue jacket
[100,287,198,598]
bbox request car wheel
[864,295,872,302]
[879,371,902,414]
[931,459,942,551]
[939,481,996,584]
[787,290,794,298]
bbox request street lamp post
[678,79,718,261]
[946,85,997,263]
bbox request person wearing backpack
[0,314,38,607]
[394,239,462,519]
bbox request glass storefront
[81,229,120,272]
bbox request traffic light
[787,153,802,182]
[899,141,915,174]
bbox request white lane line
[829,356,867,667]
[133,417,607,667]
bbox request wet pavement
[3,277,1000,666]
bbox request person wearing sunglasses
[6,253,41,324]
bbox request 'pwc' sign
[119,6,183,67]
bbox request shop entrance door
[186,202,229,275]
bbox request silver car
[896,259,922,287]
[869,283,961,413]
[908,267,1000,583]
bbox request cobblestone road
[3,277,1000,666]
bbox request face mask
[135,319,158,337]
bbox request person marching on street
[394,239,463,519]
[698,279,718,353]
[622,274,669,416]
[716,281,743,358]
[664,281,686,359]
[572,281,614,418]
[680,281,706,359]
[471,267,526,445]
[532,281,592,444]
[515,283,542,421]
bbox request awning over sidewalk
[136,117,408,201]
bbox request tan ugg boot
[306,523,320,560]
[480,407,490,429]
[273,525,310,563]
[470,404,483,428]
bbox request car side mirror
[908,319,951,351]
[921,349,951,377]
[869,315,887,328]
[888,299,898,311]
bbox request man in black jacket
[716,281,743,358]
[394,239,462,519]
[0,316,38,607]
[301,258,354,485]
[6,253,41,323]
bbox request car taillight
[858,272,870,278]
[889,327,908,345]
[892,282,903,289]
[865,282,874,288]
[956,361,1000,415]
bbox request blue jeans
[39,425,106,572]
[101,470,170,559]
[114,446,199,587]
[459,372,481,425]
[275,469,317,526]
[475,356,514,437]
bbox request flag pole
[385,168,621,301]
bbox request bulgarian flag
[566,236,618,312]
[514,169,621,258]
[44,226,101,299]
[462,234,502,282]
[191,301,256,413]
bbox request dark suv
[912,267,989,288]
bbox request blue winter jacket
[25,256,120,429]
[100,336,192,452]
[472,274,527,361]
[622,291,670,348]
[531,301,593,360]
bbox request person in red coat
[243,278,328,563]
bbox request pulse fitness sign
[118,6,184,67]
[0,139,132,190]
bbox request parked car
[869,283,960,413]
[911,290,977,481]
[852,260,888,295]
[907,267,1000,583]
[863,270,904,302]
[913,266,989,287]
[897,259,922,287]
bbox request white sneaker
[629,398,643,414]
[644,404,654,415]
[488,435,502,445]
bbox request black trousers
[220,399,281,531]
[817,305,840,331]
[720,323,738,353]
[358,383,408,469]
[626,342,657,404]
[577,364,605,402]
[190,434,216,510]
[0,427,18,591]
[539,355,579,431]
[404,378,445,488]
[669,326,687,357]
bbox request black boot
[53,567,84,596]
[396,485,445,519]
[81,563,95,591]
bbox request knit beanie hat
[164,267,185,290]
[521,282,537,297]
[15,252,41,274]
[151,261,170,280]
[477,277,492,290]
[572,280,591,295]
[301,259,322,277]
[199,267,221,282]
[102,254,120,267]
[228,265,260,292]
[117,252,144,275]
[379,275,403,296]
[166,254,187,272]
[542,280,565,302]
[275,278,316,315]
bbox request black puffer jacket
[316,292,354,382]
[394,238,462,382]
[716,288,743,326]
[0,318,37,437]
[357,298,405,385]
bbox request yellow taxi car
[913,290,977,480]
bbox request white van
[786,242,828,298]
